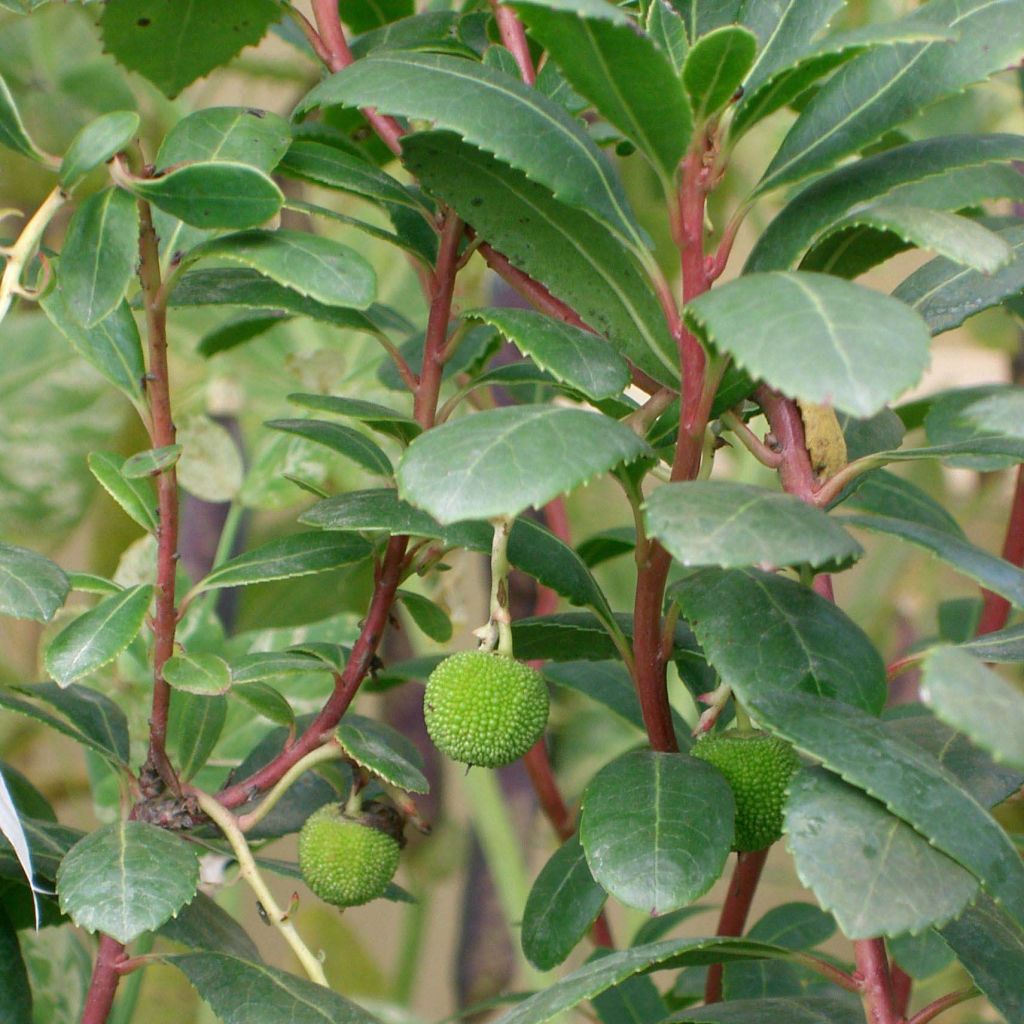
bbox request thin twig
[906,987,979,1024]
[855,939,900,1024]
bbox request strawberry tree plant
[1,1,1024,1023]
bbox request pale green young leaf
[59,111,139,189]
[58,188,139,328]
[176,415,244,503]
[164,652,232,696]
[684,272,931,416]
[121,445,182,479]
[682,25,756,121]
[0,544,69,623]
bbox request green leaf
[466,308,629,401]
[746,902,836,951]
[169,692,228,781]
[841,514,1024,609]
[684,272,931,417]
[44,585,153,687]
[197,312,286,358]
[579,750,733,914]
[956,622,1024,663]
[289,395,421,444]
[522,833,607,971]
[58,188,139,328]
[39,291,145,404]
[922,384,1024,471]
[0,903,32,1024]
[295,53,644,251]
[196,533,373,593]
[277,140,421,210]
[644,481,862,571]
[396,590,451,643]
[0,71,48,162]
[185,230,376,310]
[87,452,157,533]
[59,111,139,189]
[512,1,693,183]
[339,0,413,33]
[887,929,955,980]
[0,543,68,623]
[99,0,282,99]
[785,767,977,938]
[590,953,667,1024]
[646,0,689,72]
[920,647,1024,770]
[577,527,636,568]
[126,162,283,230]
[747,135,1024,272]
[57,820,199,943]
[122,444,182,478]
[402,131,677,384]
[755,0,1024,194]
[893,221,1024,335]
[167,951,380,1024]
[672,995,864,1024]
[230,651,330,685]
[299,488,446,537]
[177,415,245,503]
[545,661,646,733]
[837,470,964,539]
[266,419,393,477]
[671,568,886,713]
[232,682,295,728]
[164,652,232,696]
[335,713,428,794]
[682,26,757,121]
[398,405,649,525]
[158,891,261,961]
[748,690,1024,928]
[0,815,80,887]
[940,894,1024,1024]
[15,682,129,766]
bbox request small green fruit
[424,650,549,767]
[298,805,400,907]
[691,730,800,852]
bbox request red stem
[976,463,1024,635]
[490,1,536,84]
[855,939,901,1024]
[906,987,978,1024]
[138,197,180,794]
[81,936,126,1024]
[892,964,913,1017]
[703,849,769,1004]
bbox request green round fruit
[298,805,400,907]
[691,730,800,852]
[424,650,549,767]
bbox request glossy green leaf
[747,135,1024,272]
[67,573,123,597]
[196,533,373,593]
[39,291,145,404]
[127,162,282,229]
[512,0,693,182]
[59,111,139,188]
[956,622,1024,663]
[0,543,68,623]
[398,405,649,525]
[920,647,1024,770]
[837,470,963,538]
[158,892,261,961]
[0,903,31,1024]
[99,0,281,99]
[230,651,329,685]
[232,682,295,728]
[44,586,153,687]
[295,52,644,251]
[682,26,756,120]
[748,689,1024,928]
[684,272,930,417]
[277,140,421,210]
[169,692,227,781]
[335,713,428,794]
[645,481,862,571]
[841,514,1024,609]
[403,131,677,384]
[580,750,733,914]
[785,767,977,938]
[58,188,139,328]
[164,652,232,696]
[671,567,886,713]
[185,231,376,310]
[466,308,629,400]
[922,385,1024,471]
[167,951,380,1024]
[646,0,689,72]
[121,444,181,478]
[0,71,48,162]
[756,0,1024,194]
[0,815,80,888]
[522,833,607,970]
[299,488,446,537]
[940,894,1024,1024]
[894,221,1024,335]
[266,419,393,477]
[288,395,420,444]
[88,453,157,533]
[590,954,667,1024]
[672,995,864,1024]
[15,683,129,767]
[396,589,451,643]
[57,820,199,943]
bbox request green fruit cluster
[424,650,549,767]
[298,805,400,907]
[692,730,800,852]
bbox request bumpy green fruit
[298,805,400,907]
[691,730,800,852]
[424,650,549,767]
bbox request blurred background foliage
[0,1,1022,1021]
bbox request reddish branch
[906,987,978,1024]
[81,936,126,1024]
[489,1,536,84]
[855,939,901,1024]
[976,463,1024,635]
